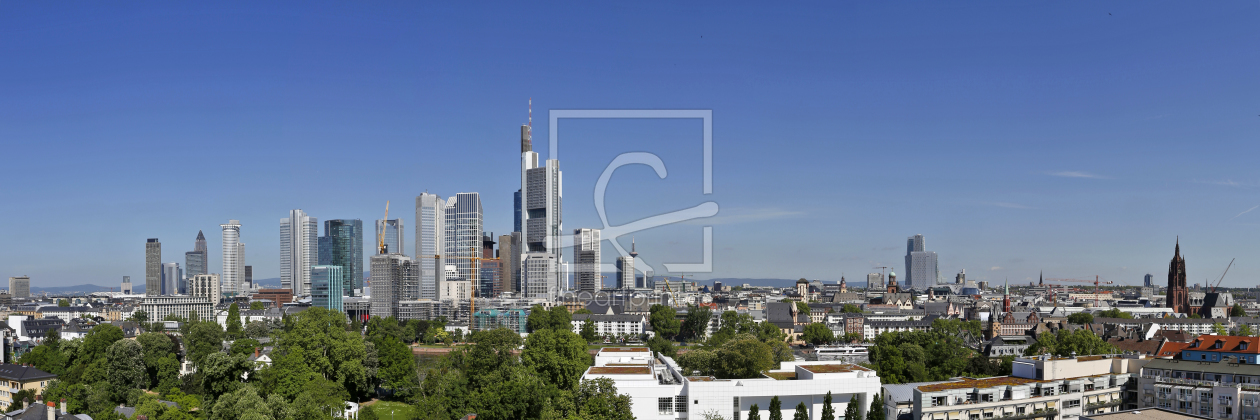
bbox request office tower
[161,262,181,295]
[121,276,132,294]
[239,245,248,289]
[376,219,404,255]
[280,209,319,296]
[185,230,208,278]
[221,220,242,296]
[523,252,558,299]
[189,273,221,304]
[514,190,522,232]
[1144,273,1154,288]
[616,239,638,289]
[370,254,416,319]
[244,265,252,290]
[1167,239,1189,314]
[146,238,161,296]
[311,265,344,312]
[867,272,884,290]
[8,276,30,298]
[956,269,966,285]
[904,234,939,289]
[322,219,364,296]
[444,192,483,298]
[574,228,601,293]
[498,233,518,294]
[415,193,446,300]
[520,121,564,294]
[481,234,501,297]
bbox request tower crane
[1044,276,1112,306]
[1210,258,1235,293]
[377,201,390,254]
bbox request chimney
[254,347,260,358]
[47,401,55,420]
[60,398,66,415]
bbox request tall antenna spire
[528,97,532,128]
[630,236,638,257]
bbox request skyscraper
[520,120,564,294]
[574,228,601,293]
[311,265,345,312]
[415,193,446,300]
[220,220,241,296]
[481,234,501,297]
[370,254,416,319]
[121,276,132,294]
[376,219,404,255]
[523,252,558,299]
[322,219,364,296]
[280,209,319,296]
[8,276,30,299]
[616,239,638,289]
[146,238,161,296]
[444,192,483,298]
[239,244,248,289]
[514,189,522,233]
[185,230,208,278]
[1144,273,1154,288]
[161,262,181,295]
[904,234,939,290]
[498,233,518,294]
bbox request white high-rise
[220,220,241,295]
[415,193,446,300]
[444,192,483,299]
[615,239,638,289]
[904,234,939,290]
[520,121,564,296]
[281,210,319,296]
[574,228,601,293]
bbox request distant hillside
[705,278,867,288]
[30,284,116,294]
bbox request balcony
[989,409,1059,420]
[1243,415,1257,420]
[1087,401,1123,411]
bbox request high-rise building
[146,238,162,296]
[520,121,564,294]
[376,219,404,255]
[867,272,884,291]
[574,228,601,293]
[1167,239,1189,314]
[161,262,181,295]
[514,189,522,233]
[904,234,939,290]
[444,193,483,299]
[8,276,30,299]
[121,276,132,294]
[370,254,416,319]
[415,193,446,300]
[189,273,221,305]
[220,220,242,296]
[616,239,638,289]
[498,233,519,294]
[956,269,966,285]
[1144,273,1154,288]
[523,252,558,299]
[311,265,344,312]
[185,230,208,278]
[244,265,252,290]
[321,219,364,296]
[280,210,319,296]
[481,234,501,297]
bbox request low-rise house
[0,365,57,410]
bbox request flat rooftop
[766,372,797,380]
[800,364,872,374]
[588,366,652,375]
[1081,408,1199,420]
[599,347,650,353]
[918,377,1045,392]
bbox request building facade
[574,228,601,294]
[1167,240,1190,315]
[161,262,182,295]
[415,193,446,301]
[146,238,161,296]
[140,296,213,322]
[905,234,939,290]
[311,265,345,313]
[221,220,242,296]
[189,273,222,305]
[321,219,364,296]
[8,276,29,299]
[376,218,404,256]
[520,122,565,294]
[185,230,208,278]
[616,242,637,290]
[524,252,559,300]
[280,209,318,296]
[444,192,483,298]
[370,254,416,319]
[498,233,519,294]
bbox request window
[1065,400,1081,408]
[734,397,741,420]
[933,397,947,407]
[676,396,688,413]
[982,394,994,402]
[969,414,980,420]
[659,398,674,414]
[1017,407,1026,415]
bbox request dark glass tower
[322,219,364,296]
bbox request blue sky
[2,2,1258,288]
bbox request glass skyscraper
[321,219,364,296]
[311,265,345,312]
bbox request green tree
[244,320,270,339]
[527,304,552,332]
[794,402,809,420]
[795,301,811,316]
[1233,303,1247,317]
[682,305,713,341]
[1213,323,1230,335]
[867,393,885,420]
[549,305,572,330]
[647,335,677,358]
[574,308,593,315]
[200,352,251,399]
[770,396,783,420]
[5,389,35,413]
[249,301,265,310]
[522,328,590,391]
[756,321,786,343]
[1096,308,1134,319]
[1238,324,1256,336]
[225,303,243,339]
[821,391,835,420]
[1025,329,1118,357]
[230,338,261,357]
[273,307,369,398]
[572,377,635,420]
[650,305,681,339]
[130,310,149,324]
[678,334,775,379]
[58,299,70,307]
[106,339,148,395]
[187,321,225,367]
[840,304,861,313]
[580,317,599,342]
[1067,312,1094,324]
[748,404,761,420]
[802,323,834,345]
[373,334,420,397]
[844,394,861,420]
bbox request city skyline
[3,2,1259,287]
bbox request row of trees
[675,309,794,379]
[724,392,885,420]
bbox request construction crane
[1044,276,1112,306]
[377,201,390,254]
[1211,258,1235,293]
[422,247,499,330]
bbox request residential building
[0,364,57,409]
[444,192,483,298]
[570,314,648,338]
[221,220,242,296]
[321,219,364,296]
[140,296,213,322]
[864,315,938,340]
[520,121,564,293]
[189,274,221,305]
[370,254,416,319]
[583,347,881,420]
[146,238,161,296]
[280,209,318,296]
[415,193,446,301]
[376,219,404,255]
[311,265,344,312]
[8,276,29,299]
[185,230,208,278]
[574,228,601,294]
[1136,346,1260,418]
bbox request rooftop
[800,364,871,374]
[599,347,649,353]
[917,377,1045,392]
[1080,408,1198,420]
[588,366,651,375]
[766,372,797,380]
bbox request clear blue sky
[2,2,1258,288]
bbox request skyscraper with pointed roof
[185,230,208,278]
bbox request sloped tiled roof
[0,364,56,382]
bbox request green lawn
[366,401,415,419]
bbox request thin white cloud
[683,207,804,225]
[1048,171,1108,179]
[1194,179,1260,188]
[990,266,1002,271]
[991,202,1034,210]
[1230,204,1260,222]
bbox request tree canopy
[1025,329,1118,357]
